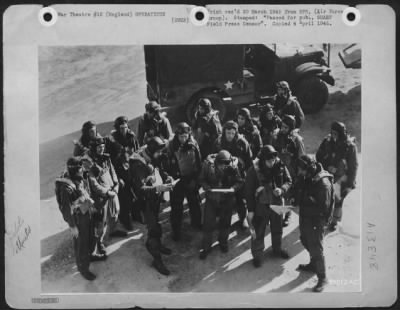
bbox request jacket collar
[311,163,333,183]
[197,110,218,122]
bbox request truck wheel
[186,91,227,125]
[294,76,329,114]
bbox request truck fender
[186,88,231,107]
[185,88,230,123]
[295,62,334,86]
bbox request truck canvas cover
[145,45,245,87]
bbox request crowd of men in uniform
[55,81,358,293]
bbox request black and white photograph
[39,43,362,293]
[3,4,396,308]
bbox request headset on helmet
[276,81,291,91]
[258,145,278,161]
[147,136,166,155]
[263,103,274,113]
[145,101,161,113]
[198,98,212,113]
[215,150,233,165]
[298,155,317,174]
[82,121,96,135]
[114,116,129,130]
[237,107,251,119]
[331,121,347,139]
[66,157,83,176]
[89,136,105,150]
[281,114,296,131]
[67,157,83,168]
[175,122,191,134]
[223,120,239,131]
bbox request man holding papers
[162,122,203,241]
[129,137,174,276]
[245,145,292,268]
[198,150,244,259]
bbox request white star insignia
[224,80,234,90]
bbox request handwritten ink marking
[6,216,24,241]
[6,216,31,255]
[15,225,31,254]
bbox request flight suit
[162,137,202,239]
[56,174,95,273]
[296,164,334,281]
[199,154,244,251]
[245,158,292,260]
[316,134,358,224]
[214,133,253,225]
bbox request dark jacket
[162,136,202,180]
[137,113,172,146]
[273,95,305,129]
[259,114,282,136]
[55,173,93,228]
[273,129,306,179]
[214,132,253,172]
[296,163,334,221]
[85,152,119,211]
[128,148,164,200]
[73,132,102,157]
[199,154,244,197]
[192,110,222,158]
[316,134,358,188]
[238,124,263,160]
[107,129,139,165]
[245,158,292,215]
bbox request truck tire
[186,91,226,125]
[294,76,329,114]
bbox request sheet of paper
[209,188,235,193]
[270,204,294,215]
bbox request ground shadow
[42,195,325,293]
[269,272,315,293]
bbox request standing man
[273,114,306,227]
[192,98,222,160]
[259,104,282,145]
[162,122,203,241]
[245,145,292,268]
[198,150,244,259]
[85,137,125,257]
[137,101,173,146]
[295,155,334,292]
[55,157,104,281]
[236,108,263,159]
[129,137,174,275]
[73,121,101,157]
[214,120,253,229]
[108,116,140,164]
[316,121,358,231]
[107,116,140,230]
[272,81,305,130]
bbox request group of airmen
[55,81,358,293]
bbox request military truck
[144,44,334,123]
